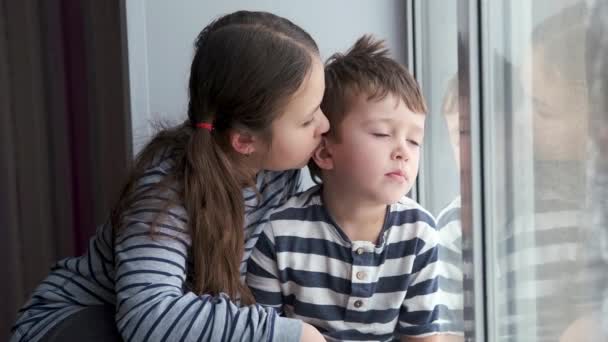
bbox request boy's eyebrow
[363,117,425,133]
[410,123,424,135]
[362,117,395,125]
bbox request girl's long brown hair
[111,11,318,304]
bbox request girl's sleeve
[246,223,285,315]
[114,197,302,342]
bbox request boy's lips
[386,170,407,182]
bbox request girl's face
[259,57,330,171]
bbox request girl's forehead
[281,58,325,115]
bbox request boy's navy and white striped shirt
[11,152,303,342]
[247,186,462,342]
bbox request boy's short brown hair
[309,35,428,183]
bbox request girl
[12,10,329,342]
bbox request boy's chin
[375,192,407,205]
[386,186,411,201]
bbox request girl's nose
[317,111,330,136]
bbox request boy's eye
[408,139,421,147]
[372,133,390,137]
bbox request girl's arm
[246,224,285,314]
[114,204,301,342]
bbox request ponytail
[184,126,254,304]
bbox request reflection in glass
[416,0,608,340]
[484,1,606,341]
[415,0,465,340]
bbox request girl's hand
[300,322,327,342]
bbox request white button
[356,248,364,255]
[356,271,366,280]
[354,300,364,308]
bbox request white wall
[125,0,407,187]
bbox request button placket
[349,243,372,315]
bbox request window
[414,0,608,340]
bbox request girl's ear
[311,137,334,171]
[229,130,257,156]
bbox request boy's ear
[229,129,257,156]
[312,137,334,171]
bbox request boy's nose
[391,145,409,161]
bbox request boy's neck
[321,181,387,243]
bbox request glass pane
[415,0,466,340]
[416,0,461,216]
[483,0,608,341]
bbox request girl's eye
[302,118,314,127]
[408,139,421,147]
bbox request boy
[247,36,461,341]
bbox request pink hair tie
[196,122,214,131]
